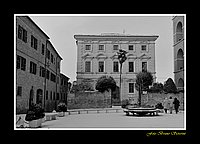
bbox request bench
[45,113,57,121]
[68,108,122,115]
[124,108,159,116]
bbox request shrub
[163,78,177,93]
[70,82,94,93]
[95,75,116,93]
[57,102,67,112]
[155,102,164,109]
[25,104,45,121]
[121,99,129,108]
[149,82,164,93]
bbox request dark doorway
[36,89,43,105]
[111,86,120,106]
[29,86,34,109]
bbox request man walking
[173,97,180,114]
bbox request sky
[30,14,174,84]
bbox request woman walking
[168,96,174,114]
[163,97,169,113]
[173,97,180,114]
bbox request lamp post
[117,49,128,105]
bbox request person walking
[173,97,180,114]
[168,96,173,114]
[163,97,169,113]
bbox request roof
[60,73,70,80]
[74,33,159,41]
[26,16,50,39]
[47,40,63,60]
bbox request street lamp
[73,81,77,97]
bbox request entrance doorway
[29,86,34,109]
[111,86,120,106]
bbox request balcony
[176,33,183,43]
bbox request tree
[149,82,164,93]
[95,75,116,93]
[70,82,94,93]
[135,71,153,106]
[116,49,128,103]
[163,78,177,93]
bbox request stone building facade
[60,73,70,104]
[16,16,66,113]
[74,34,159,104]
[173,16,184,90]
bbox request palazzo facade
[74,33,159,104]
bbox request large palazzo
[74,33,159,104]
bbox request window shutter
[23,29,27,43]
[18,25,22,39]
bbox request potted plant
[155,102,164,113]
[57,102,67,117]
[25,103,45,128]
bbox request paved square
[41,111,185,129]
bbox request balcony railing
[176,33,184,43]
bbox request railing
[176,33,183,43]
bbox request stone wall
[67,90,111,109]
[141,92,184,110]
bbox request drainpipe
[43,40,48,111]
[55,56,58,110]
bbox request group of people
[163,96,180,114]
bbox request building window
[16,55,26,71]
[141,45,147,51]
[129,62,134,72]
[129,83,134,93]
[113,61,119,72]
[176,22,183,42]
[113,45,119,51]
[31,35,38,50]
[61,93,63,100]
[56,93,59,100]
[128,45,134,51]
[53,57,56,65]
[50,72,56,83]
[17,86,22,96]
[53,92,55,100]
[98,45,105,51]
[39,66,45,77]
[98,61,104,72]
[57,76,59,84]
[85,61,91,72]
[18,25,27,43]
[142,62,147,72]
[46,69,50,80]
[57,61,60,69]
[30,61,37,75]
[42,44,45,55]
[85,45,91,51]
[46,49,50,59]
[46,90,48,100]
[50,91,52,100]
[51,54,54,63]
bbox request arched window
[176,22,183,42]
[177,49,184,70]
[178,78,184,88]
